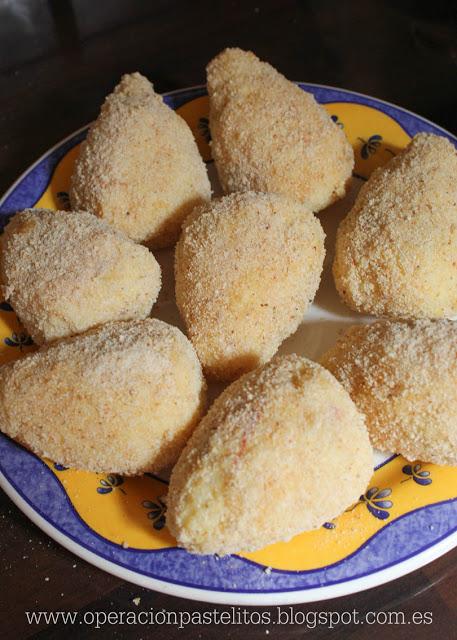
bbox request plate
[0,84,456,605]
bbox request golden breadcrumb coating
[320,320,457,465]
[333,133,457,318]
[167,354,373,555]
[206,48,354,212]
[0,319,206,474]
[0,209,161,345]
[175,192,325,380]
[70,73,211,248]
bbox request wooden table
[0,1,456,638]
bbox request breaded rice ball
[207,48,354,212]
[0,209,161,345]
[333,133,457,318]
[0,319,206,474]
[70,73,211,248]
[167,354,373,555]
[320,320,457,466]
[175,192,325,380]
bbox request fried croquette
[70,73,211,248]
[167,354,373,555]
[175,192,325,380]
[206,48,354,212]
[0,209,161,345]
[320,320,457,466]
[0,319,206,474]
[333,133,457,318]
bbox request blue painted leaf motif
[366,486,379,500]
[97,487,112,494]
[367,504,391,520]
[198,117,211,143]
[53,463,69,471]
[330,114,344,128]
[358,134,383,159]
[402,462,432,486]
[4,332,33,350]
[142,497,166,531]
[97,474,125,495]
[107,474,124,488]
[415,476,432,486]
[374,488,391,499]
[372,500,393,509]
[361,486,393,520]
[372,488,393,509]
[323,522,336,530]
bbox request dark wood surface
[0,1,456,638]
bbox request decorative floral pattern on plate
[97,475,126,495]
[53,463,69,472]
[4,332,33,350]
[197,116,211,143]
[358,133,383,158]
[402,463,433,486]
[331,114,344,128]
[142,497,167,531]
[361,487,393,520]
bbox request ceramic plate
[0,85,456,605]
